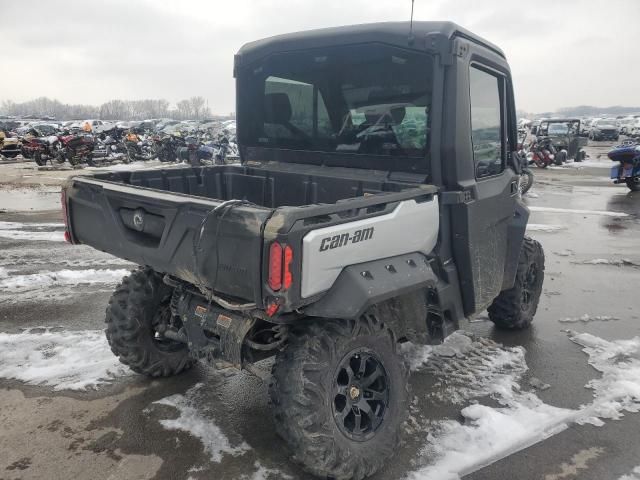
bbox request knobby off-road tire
[519,171,534,195]
[269,312,409,480]
[488,236,545,329]
[105,267,194,377]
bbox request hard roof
[235,21,505,68]
[541,118,582,122]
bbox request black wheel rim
[332,349,390,441]
[521,263,539,310]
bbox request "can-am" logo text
[319,227,374,251]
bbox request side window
[469,66,504,179]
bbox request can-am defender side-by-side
[62,22,545,480]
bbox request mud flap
[501,199,529,290]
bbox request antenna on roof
[408,0,415,45]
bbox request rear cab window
[237,44,434,173]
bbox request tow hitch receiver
[174,292,255,368]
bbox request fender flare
[304,252,437,321]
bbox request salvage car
[589,118,619,141]
[62,22,545,480]
[0,127,22,158]
[538,118,587,161]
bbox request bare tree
[176,99,192,120]
[189,96,206,120]
[0,96,221,121]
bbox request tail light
[61,189,72,244]
[283,245,293,290]
[268,242,294,292]
[268,242,283,291]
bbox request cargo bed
[64,164,435,307]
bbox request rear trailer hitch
[165,281,289,372]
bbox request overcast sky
[1,0,638,114]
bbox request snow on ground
[528,206,628,217]
[404,330,640,480]
[0,267,130,304]
[574,258,639,267]
[0,268,129,290]
[86,159,187,172]
[568,332,640,422]
[240,462,294,480]
[559,314,619,323]
[0,221,65,242]
[152,383,250,463]
[553,249,574,256]
[526,224,566,233]
[0,246,134,268]
[0,327,131,390]
[619,466,640,480]
[562,161,613,169]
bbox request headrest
[264,93,292,124]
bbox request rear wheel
[626,178,640,192]
[269,312,408,480]
[105,268,194,377]
[488,236,545,329]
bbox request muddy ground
[1,141,639,480]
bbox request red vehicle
[20,128,62,166]
[57,132,96,166]
[529,136,560,168]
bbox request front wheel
[34,151,46,166]
[533,156,547,168]
[269,313,408,480]
[105,268,194,377]
[488,236,545,329]
[627,178,640,192]
[519,170,534,194]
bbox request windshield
[548,123,569,135]
[540,120,579,136]
[33,124,57,136]
[237,44,433,172]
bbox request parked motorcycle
[176,134,211,166]
[95,128,127,160]
[517,135,535,194]
[155,133,186,162]
[124,131,155,163]
[530,136,560,168]
[20,128,61,166]
[608,141,640,192]
[57,132,96,166]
